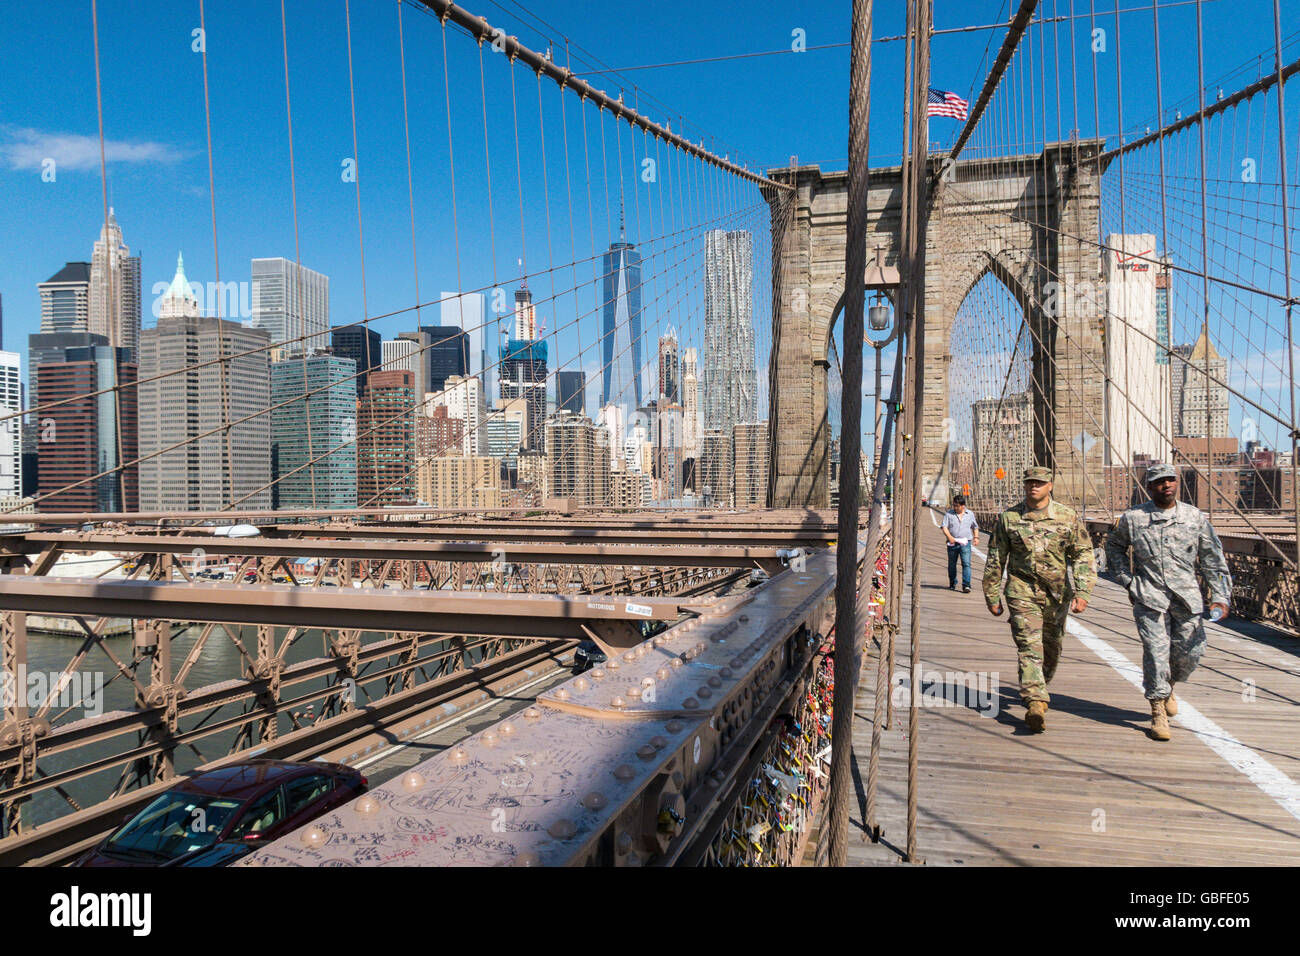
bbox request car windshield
[104,792,244,861]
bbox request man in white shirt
[942,494,980,593]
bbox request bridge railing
[235,537,886,867]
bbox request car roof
[177,760,333,800]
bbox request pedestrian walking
[942,494,979,592]
[1104,463,1231,741]
[983,467,1097,732]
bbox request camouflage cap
[1022,466,1054,483]
[1144,462,1177,484]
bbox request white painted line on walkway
[1064,615,1300,823]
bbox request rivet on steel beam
[607,659,621,670]
[300,825,328,847]
[401,771,425,790]
[591,668,606,680]
[636,745,656,760]
[449,745,469,764]
[500,722,515,736]
[655,667,670,681]
[555,688,571,701]
[730,659,742,669]
[573,678,589,691]
[665,720,684,734]
[708,676,722,688]
[582,791,608,810]
[355,795,380,815]
[635,645,647,658]
[548,819,578,840]
[670,658,683,668]
[627,687,642,700]
[650,735,668,750]
[740,615,750,623]
[613,764,635,780]
[697,687,712,699]
[682,697,699,709]
[483,730,499,746]
[512,851,540,867]
[524,706,542,719]
[623,651,636,662]
[719,668,733,679]
[612,695,628,708]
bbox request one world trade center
[600,213,642,414]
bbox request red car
[76,759,366,867]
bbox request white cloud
[0,126,190,172]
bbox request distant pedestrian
[942,494,979,593]
[983,467,1096,732]
[1104,463,1231,742]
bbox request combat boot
[1149,699,1171,741]
[1026,700,1048,733]
[1165,688,1178,717]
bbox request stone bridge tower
[765,141,1108,512]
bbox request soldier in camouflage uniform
[983,466,1097,732]
[1105,463,1231,741]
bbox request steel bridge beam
[0,577,695,638]
[0,533,794,572]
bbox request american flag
[928,87,969,120]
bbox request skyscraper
[499,338,547,452]
[546,413,605,506]
[557,370,585,416]
[703,230,756,435]
[698,430,731,506]
[270,353,357,510]
[89,209,142,357]
[1172,330,1230,439]
[732,421,769,508]
[138,255,271,511]
[513,284,537,341]
[441,292,488,402]
[658,329,680,403]
[36,345,137,513]
[1103,234,1171,464]
[39,263,91,333]
[429,374,487,457]
[0,351,22,500]
[971,390,1035,510]
[682,347,701,459]
[331,325,381,395]
[600,217,642,413]
[357,369,416,506]
[251,257,330,356]
[421,326,470,395]
[383,337,427,401]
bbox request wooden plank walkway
[847,532,1300,866]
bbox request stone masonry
[765,142,1108,511]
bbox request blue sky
[0,0,1292,442]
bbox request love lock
[640,771,686,857]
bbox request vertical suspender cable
[904,0,932,866]
[826,0,873,868]
[1195,1,1215,521]
[1271,0,1300,564]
